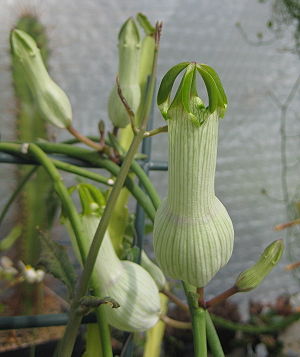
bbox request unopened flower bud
[108,18,141,128]
[235,240,284,292]
[154,62,233,287]
[10,29,72,129]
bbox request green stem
[95,306,111,357]
[210,312,300,334]
[22,143,111,357]
[83,324,104,357]
[206,312,224,357]
[108,134,161,209]
[143,293,168,357]
[51,158,114,186]
[191,309,206,357]
[182,282,207,357]
[56,22,160,356]
[129,160,160,209]
[0,166,37,227]
[60,136,100,145]
[144,125,168,137]
[0,143,115,355]
[0,142,156,222]
[5,143,86,260]
[37,143,157,221]
[67,125,102,151]
[156,288,300,336]
[206,286,238,308]
[56,129,146,357]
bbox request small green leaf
[136,13,155,35]
[157,62,189,118]
[0,225,22,252]
[38,233,76,298]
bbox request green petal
[157,62,189,118]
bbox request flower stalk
[183,282,207,357]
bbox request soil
[0,282,66,353]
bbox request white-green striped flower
[153,62,234,287]
[81,216,161,332]
[65,183,161,332]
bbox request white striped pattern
[153,105,234,287]
[81,216,161,332]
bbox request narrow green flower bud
[108,18,141,128]
[154,62,233,287]
[136,13,156,126]
[235,240,284,292]
[10,29,72,129]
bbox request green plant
[153,62,233,287]
[9,14,58,314]
[0,13,287,357]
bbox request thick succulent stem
[12,15,54,267]
[11,15,57,315]
[183,282,207,357]
[205,312,225,357]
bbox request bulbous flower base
[153,197,234,287]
